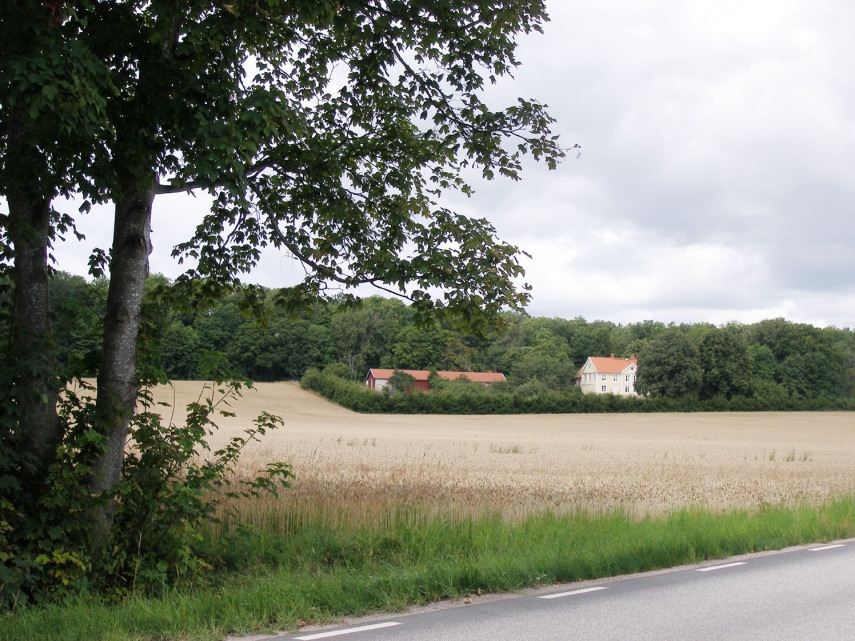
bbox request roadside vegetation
[3,495,854,641]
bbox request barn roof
[366,369,506,383]
[437,371,507,384]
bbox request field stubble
[150,381,855,528]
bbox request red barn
[365,369,506,392]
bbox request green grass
[3,496,854,641]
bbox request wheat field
[146,381,855,524]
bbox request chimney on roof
[630,354,635,360]
[610,353,615,358]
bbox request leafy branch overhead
[157,1,565,327]
[4,2,563,328]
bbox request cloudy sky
[53,0,855,328]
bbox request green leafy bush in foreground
[0,374,292,610]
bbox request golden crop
[148,381,855,529]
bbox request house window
[613,374,618,381]
[601,374,606,381]
[625,386,630,393]
[601,385,606,393]
[625,375,629,381]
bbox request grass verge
[3,496,854,641]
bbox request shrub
[322,362,356,381]
[1,373,292,609]
[385,370,417,394]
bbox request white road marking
[539,586,608,599]
[295,622,402,640]
[809,544,846,552]
[697,562,747,572]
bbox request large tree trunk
[4,108,62,505]
[85,4,179,551]
[88,176,155,547]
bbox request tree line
[43,272,855,403]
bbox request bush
[385,370,417,394]
[322,362,356,381]
[1,374,293,609]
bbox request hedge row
[299,369,855,414]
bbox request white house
[576,354,638,396]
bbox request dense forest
[32,272,855,405]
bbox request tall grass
[4,495,854,641]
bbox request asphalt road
[275,539,855,641]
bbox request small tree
[780,352,843,398]
[503,341,576,391]
[698,328,751,400]
[390,325,454,370]
[322,362,355,382]
[635,331,702,399]
[385,370,417,394]
[748,344,778,386]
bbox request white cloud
[517,227,772,320]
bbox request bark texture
[88,177,155,544]
[85,3,181,551]
[5,108,62,502]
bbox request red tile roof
[437,371,507,384]
[578,356,638,376]
[366,369,506,384]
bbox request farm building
[576,355,638,396]
[365,369,506,392]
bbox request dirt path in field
[149,381,855,516]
